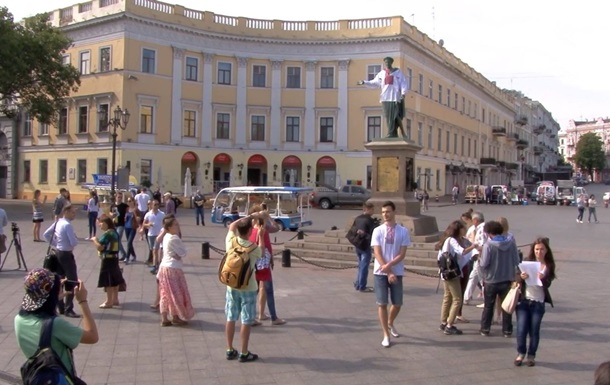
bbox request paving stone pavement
[0,197,607,385]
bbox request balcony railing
[506,162,519,170]
[533,146,544,154]
[492,127,506,136]
[507,132,519,142]
[533,124,546,135]
[479,157,496,167]
[515,115,528,126]
[516,139,529,149]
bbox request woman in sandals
[32,189,47,242]
[514,237,556,367]
[91,216,125,308]
[157,216,194,326]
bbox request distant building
[559,118,610,182]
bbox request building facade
[559,118,610,182]
[14,0,560,202]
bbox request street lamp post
[98,105,130,201]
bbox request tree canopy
[0,7,80,124]
[573,132,606,176]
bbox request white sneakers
[381,336,390,348]
[389,324,400,338]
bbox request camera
[11,222,19,233]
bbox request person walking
[452,184,459,205]
[371,201,411,348]
[32,189,47,242]
[478,221,520,337]
[576,194,586,223]
[193,190,206,226]
[157,216,194,326]
[163,192,176,216]
[91,216,125,309]
[142,200,165,274]
[123,197,141,263]
[111,192,129,262]
[43,204,80,318]
[85,190,99,240]
[348,202,377,292]
[514,237,556,367]
[464,212,487,305]
[588,194,599,223]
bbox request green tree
[0,7,80,124]
[573,132,606,176]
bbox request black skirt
[97,257,125,288]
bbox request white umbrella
[184,168,192,197]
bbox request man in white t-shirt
[464,211,488,305]
[134,188,151,213]
[143,200,165,274]
[371,201,411,348]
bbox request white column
[337,60,349,150]
[201,52,214,146]
[304,61,316,149]
[170,47,184,144]
[270,61,282,147]
[235,57,248,146]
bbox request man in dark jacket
[348,202,377,292]
[479,220,520,337]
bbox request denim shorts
[225,288,257,324]
[374,274,403,306]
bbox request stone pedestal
[364,138,439,241]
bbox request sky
[4,0,608,128]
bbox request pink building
[559,118,610,182]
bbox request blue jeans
[354,247,372,290]
[116,226,126,258]
[88,212,98,237]
[125,227,137,259]
[263,279,278,320]
[195,206,205,225]
[480,280,513,334]
[516,300,546,358]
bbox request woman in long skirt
[157,216,194,326]
[92,216,125,308]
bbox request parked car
[309,185,371,209]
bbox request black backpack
[20,317,85,385]
[438,251,461,281]
[172,197,183,209]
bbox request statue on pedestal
[358,57,409,138]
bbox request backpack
[172,197,183,209]
[21,317,86,385]
[218,237,258,289]
[438,251,461,281]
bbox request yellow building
[14,0,558,202]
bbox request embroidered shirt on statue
[361,68,409,103]
[371,223,411,276]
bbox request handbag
[43,222,59,272]
[501,283,521,314]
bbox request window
[453,133,458,154]
[436,169,441,190]
[142,49,155,73]
[78,106,88,133]
[100,47,111,72]
[216,113,230,139]
[97,158,108,175]
[462,96,466,114]
[418,74,424,94]
[407,68,413,90]
[61,55,70,66]
[79,51,90,75]
[437,127,442,151]
[140,159,151,184]
[461,136,465,156]
[39,122,49,136]
[406,119,412,140]
[447,89,451,106]
[367,116,382,142]
[77,159,87,183]
[428,125,433,149]
[58,108,68,135]
[58,159,67,183]
[185,57,198,81]
[438,84,443,103]
[446,131,450,152]
[23,160,30,182]
[425,168,432,190]
[252,65,266,87]
[23,113,32,136]
[468,138,471,157]
[417,122,423,146]
[97,104,109,132]
[287,67,301,88]
[250,115,265,141]
[468,100,472,116]
[286,116,300,142]
[183,110,196,137]
[482,108,486,123]
[428,80,433,99]
[474,139,477,157]
[416,167,421,188]
[218,62,231,85]
[367,65,381,80]
[319,117,334,142]
[474,103,478,119]
[454,92,458,110]
[320,67,334,89]
[39,160,48,183]
[140,106,153,133]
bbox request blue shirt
[43,219,78,251]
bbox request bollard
[297,230,304,240]
[201,242,210,259]
[282,249,291,267]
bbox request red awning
[317,156,336,167]
[181,152,197,162]
[282,155,301,167]
[214,153,231,164]
[248,154,267,166]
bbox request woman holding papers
[514,237,556,367]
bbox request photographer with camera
[0,206,7,254]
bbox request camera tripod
[0,228,28,272]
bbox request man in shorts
[224,212,264,362]
[371,200,411,348]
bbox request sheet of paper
[519,261,542,286]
